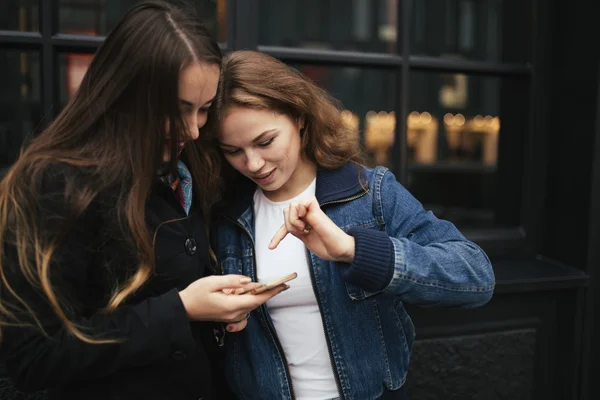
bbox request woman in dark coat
[0,2,285,399]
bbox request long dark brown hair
[0,1,221,343]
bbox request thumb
[206,274,253,291]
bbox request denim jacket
[213,163,495,400]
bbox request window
[58,0,226,43]
[260,0,398,53]
[260,0,532,236]
[407,72,529,229]
[411,0,532,63]
[0,0,39,32]
[0,0,534,246]
[0,50,41,170]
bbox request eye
[199,103,212,113]
[258,138,274,147]
[222,148,241,156]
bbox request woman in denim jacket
[208,50,495,400]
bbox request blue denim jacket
[213,163,495,400]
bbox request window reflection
[260,0,398,53]
[59,52,95,105]
[405,72,525,229]
[0,1,39,31]
[411,0,531,63]
[59,0,226,42]
[0,51,41,170]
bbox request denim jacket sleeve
[344,167,495,308]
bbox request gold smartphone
[252,272,298,294]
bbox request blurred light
[420,112,432,124]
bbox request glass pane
[291,64,397,168]
[261,0,398,53]
[59,52,95,106]
[59,0,226,43]
[0,1,39,31]
[0,51,42,172]
[411,0,532,63]
[407,72,529,229]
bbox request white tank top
[253,179,339,400]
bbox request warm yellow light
[443,113,455,125]
[420,112,432,124]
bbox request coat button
[172,350,187,361]
[184,238,197,255]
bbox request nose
[185,113,202,141]
[246,151,265,173]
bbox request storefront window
[0,51,41,170]
[0,1,39,32]
[411,0,532,63]
[260,0,398,54]
[407,71,528,229]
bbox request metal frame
[0,0,537,255]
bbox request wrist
[178,289,192,320]
[339,234,355,264]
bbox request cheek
[225,155,244,172]
[284,136,302,162]
[198,113,208,128]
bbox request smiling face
[217,106,316,202]
[163,62,219,162]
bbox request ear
[297,117,306,133]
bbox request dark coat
[0,164,229,400]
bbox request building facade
[1,1,599,399]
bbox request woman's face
[163,62,219,161]
[218,106,315,201]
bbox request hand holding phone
[251,272,297,294]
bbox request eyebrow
[179,95,216,108]
[220,129,277,148]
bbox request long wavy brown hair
[0,1,222,343]
[206,50,364,199]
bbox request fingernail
[226,325,233,332]
[281,284,290,291]
[240,277,252,284]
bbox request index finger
[268,224,289,250]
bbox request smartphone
[252,272,298,294]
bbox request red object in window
[66,30,96,98]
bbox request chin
[259,180,282,192]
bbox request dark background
[1,1,598,399]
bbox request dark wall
[539,0,600,270]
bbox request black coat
[0,164,229,400]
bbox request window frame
[0,0,544,257]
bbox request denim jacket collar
[221,162,367,224]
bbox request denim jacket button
[184,238,197,255]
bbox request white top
[253,179,338,400]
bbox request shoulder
[357,164,390,192]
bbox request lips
[253,169,275,184]
[254,170,274,179]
